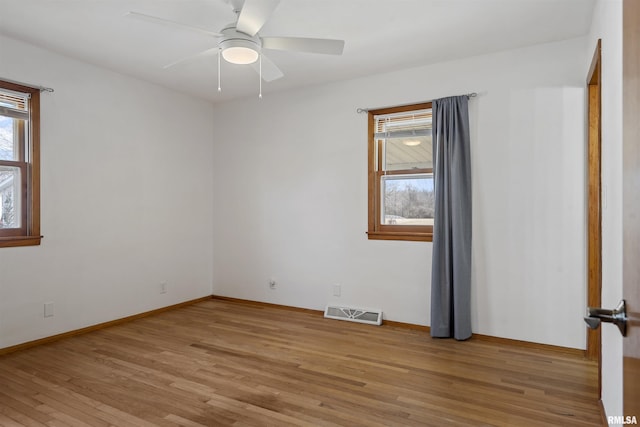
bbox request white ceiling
[0,0,595,104]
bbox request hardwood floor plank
[0,400,47,427]
[164,413,208,427]
[0,412,25,427]
[0,299,601,426]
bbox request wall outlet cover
[44,302,54,318]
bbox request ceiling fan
[127,0,345,91]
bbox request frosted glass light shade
[222,46,259,64]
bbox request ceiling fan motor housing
[219,26,262,64]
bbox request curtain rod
[356,92,476,114]
[1,77,54,93]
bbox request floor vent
[324,305,382,326]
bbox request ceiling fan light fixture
[220,39,260,64]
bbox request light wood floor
[0,298,601,426]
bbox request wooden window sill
[0,236,43,248]
[366,231,432,242]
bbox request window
[0,80,41,247]
[367,103,433,241]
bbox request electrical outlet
[44,302,54,318]
[333,284,341,297]
[160,282,168,294]
[269,279,276,290]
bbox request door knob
[584,299,627,337]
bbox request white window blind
[374,109,432,139]
[0,88,30,120]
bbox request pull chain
[258,54,263,99]
[217,49,221,92]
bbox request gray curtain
[430,95,472,340]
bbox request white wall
[0,28,592,353]
[211,37,588,349]
[0,35,215,348]
[587,0,624,423]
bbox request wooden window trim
[0,80,42,248]
[367,102,433,242]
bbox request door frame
[622,0,640,416]
[586,39,602,395]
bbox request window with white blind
[0,80,41,247]
[367,102,433,241]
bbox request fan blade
[235,0,280,36]
[163,47,219,69]
[262,37,345,55]
[126,12,222,37]
[251,54,284,82]
[224,0,245,13]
